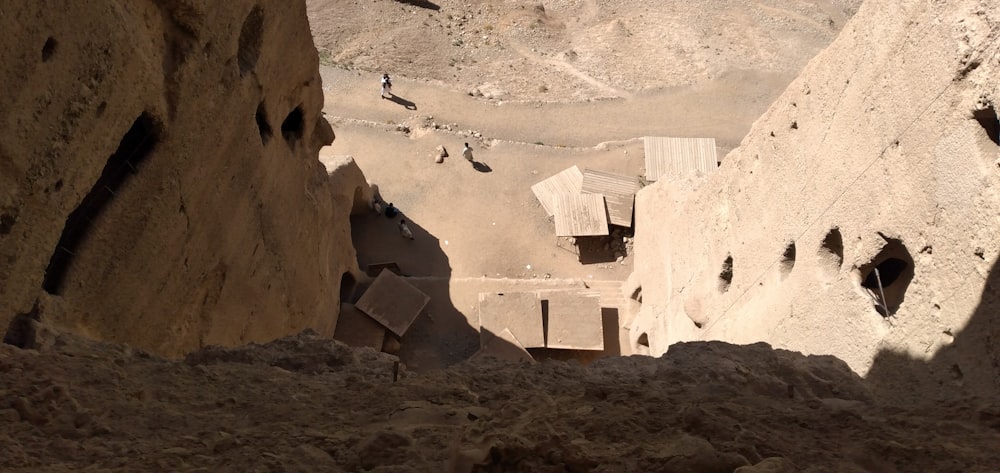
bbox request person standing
[385,202,399,218]
[398,219,414,240]
[462,142,474,163]
[380,73,392,99]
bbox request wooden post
[874,268,890,318]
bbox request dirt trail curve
[320,66,786,151]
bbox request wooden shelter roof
[543,290,604,350]
[355,270,430,337]
[643,137,718,182]
[477,292,546,348]
[581,168,638,227]
[553,193,609,237]
[531,165,583,217]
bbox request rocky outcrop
[630,0,1000,401]
[0,1,366,356]
[3,330,999,471]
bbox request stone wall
[630,0,1000,399]
[0,0,365,356]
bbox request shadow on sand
[472,161,492,173]
[393,0,440,10]
[386,94,417,110]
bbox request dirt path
[320,66,789,150]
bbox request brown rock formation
[630,0,1000,401]
[3,330,999,471]
[0,1,365,356]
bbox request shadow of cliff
[349,207,511,371]
[865,255,1000,406]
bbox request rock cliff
[3,330,999,471]
[630,0,1000,402]
[0,0,366,356]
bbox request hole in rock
[0,212,16,235]
[858,238,914,317]
[718,255,733,293]
[281,106,304,145]
[972,105,999,146]
[630,286,642,303]
[42,113,161,295]
[819,227,844,268]
[238,6,264,77]
[41,37,57,62]
[637,333,649,347]
[780,241,796,276]
[255,102,272,145]
[339,272,357,304]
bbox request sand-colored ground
[312,0,861,369]
[320,63,797,367]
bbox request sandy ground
[307,0,863,369]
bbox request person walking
[380,73,392,99]
[398,219,414,240]
[462,142,474,163]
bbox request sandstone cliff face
[631,0,1000,401]
[0,1,364,356]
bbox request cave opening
[238,6,264,77]
[858,237,914,317]
[780,241,796,276]
[41,37,57,62]
[820,227,844,268]
[339,271,358,304]
[281,106,304,146]
[718,255,733,293]
[256,102,272,145]
[630,286,642,303]
[42,113,161,295]
[972,105,999,146]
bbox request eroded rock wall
[631,0,1000,400]
[0,0,364,356]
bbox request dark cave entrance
[42,113,161,295]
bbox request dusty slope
[308,0,861,102]
[630,0,1000,402]
[3,330,999,472]
[0,1,366,356]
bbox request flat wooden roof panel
[581,169,637,227]
[333,303,386,350]
[544,292,604,350]
[478,292,545,348]
[355,271,430,337]
[530,166,583,217]
[553,193,609,237]
[643,137,718,182]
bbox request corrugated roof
[531,165,583,217]
[553,193,609,237]
[643,137,718,182]
[581,169,638,227]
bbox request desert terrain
[310,0,861,368]
[4,0,1000,471]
